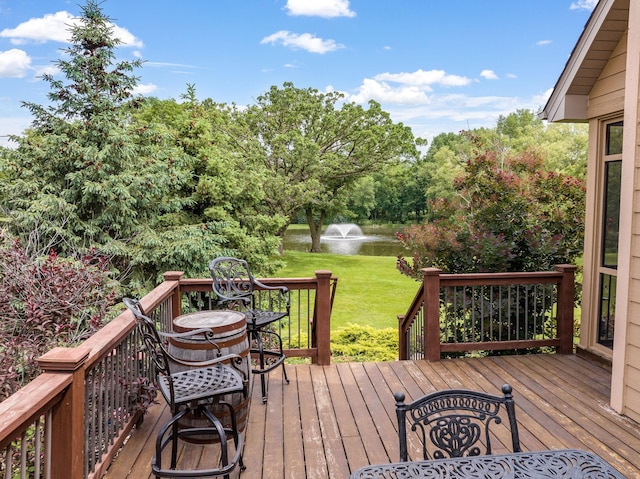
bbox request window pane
[601,160,621,268]
[606,121,623,155]
[598,273,616,348]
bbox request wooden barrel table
[169,309,251,444]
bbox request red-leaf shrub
[397,148,586,278]
[0,230,117,400]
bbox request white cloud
[506,73,518,79]
[348,78,431,105]
[285,0,356,18]
[0,11,72,44]
[343,70,549,141]
[0,49,32,78]
[570,0,598,10]
[537,39,552,46]
[111,25,144,48]
[379,94,523,142]
[373,69,472,88]
[0,11,143,48]
[34,64,59,77]
[145,61,196,68]
[531,88,554,107]
[0,116,32,148]
[261,31,343,54]
[480,69,498,80]
[347,69,482,109]
[436,94,518,110]
[132,83,157,95]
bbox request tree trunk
[276,223,290,255]
[306,208,326,253]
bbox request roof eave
[540,0,617,122]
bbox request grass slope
[274,251,419,331]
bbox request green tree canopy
[226,82,421,252]
[132,87,285,276]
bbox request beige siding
[587,33,627,117]
[624,84,640,419]
[626,355,640,423]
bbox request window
[597,120,622,348]
[601,160,621,269]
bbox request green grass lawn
[273,251,419,331]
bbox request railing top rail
[81,276,181,369]
[0,372,70,449]
[439,271,564,286]
[399,282,424,327]
[422,264,577,286]
[178,275,338,292]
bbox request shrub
[331,324,398,362]
[397,148,585,277]
[0,230,117,400]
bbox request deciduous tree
[132,87,285,276]
[227,82,420,252]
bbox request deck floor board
[102,355,640,479]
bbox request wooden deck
[103,354,640,479]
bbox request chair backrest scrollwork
[394,384,521,461]
[209,257,255,308]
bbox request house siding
[587,33,627,118]
[624,77,640,422]
[611,0,640,421]
[543,0,640,424]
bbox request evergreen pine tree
[0,1,194,286]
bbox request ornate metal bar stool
[124,298,249,478]
[209,257,290,403]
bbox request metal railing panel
[401,267,575,360]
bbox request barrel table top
[173,310,246,333]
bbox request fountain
[320,223,366,254]
[283,223,401,256]
[322,223,365,240]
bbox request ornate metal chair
[123,298,248,478]
[209,257,290,403]
[393,384,521,461]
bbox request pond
[283,224,407,257]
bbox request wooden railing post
[398,313,408,360]
[555,264,577,354]
[163,271,185,319]
[38,347,91,479]
[315,270,333,365]
[423,268,443,361]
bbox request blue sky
[0,0,597,148]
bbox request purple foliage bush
[0,230,117,400]
[397,148,586,278]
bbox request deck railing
[398,265,577,360]
[0,270,335,479]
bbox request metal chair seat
[159,364,245,406]
[247,309,288,330]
